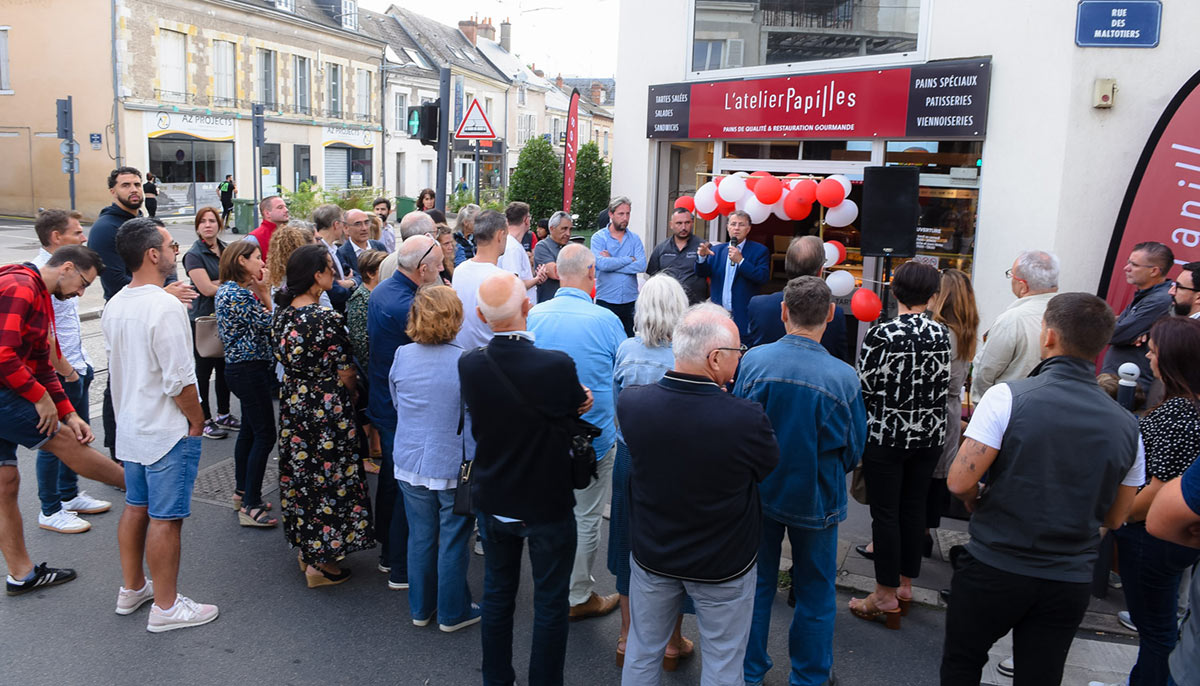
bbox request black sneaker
[6,562,78,596]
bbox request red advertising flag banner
[563,89,581,212]
[1100,68,1200,311]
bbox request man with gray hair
[312,204,357,311]
[379,211,442,280]
[367,234,444,587]
[618,303,779,684]
[453,210,510,349]
[735,276,866,686]
[453,204,480,266]
[745,235,849,360]
[533,210,573,302]
[529,243,627,621]
[459,271,591,686]
[590,196,646,337]
[971,250,1060,402]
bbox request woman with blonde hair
[609,274,695,669]
[389,285,479,630]
[266,226,314,289]
[928,268,979,532]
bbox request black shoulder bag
[452,397,474,516]
[482,347,601,490]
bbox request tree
[507,136,563,223]
[571,141,611,232]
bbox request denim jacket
[733,334,867,529]
[613,337,674,442]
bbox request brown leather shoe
[568,592,619,621]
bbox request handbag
[849,464,869,505]
[482,348,601,490]
[193,315,225,359]
[452,397,473,516]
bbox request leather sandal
[238,506,277,528]
[615,638,625,667]
[662,636,694,672]
[897,591,913,617]
[849,596,901,630]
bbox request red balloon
[753,175,783,205]
[697,208,720,221]
[782,190,812,220]
[827,239,847,264]
[746,171,771,192]
[816,178,846,208]
[792,178,818,205]
[851,288,883,322]
[674,196,696,213]
[716,198,736,215]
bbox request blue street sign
[1076,1,1161,48]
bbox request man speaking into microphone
[696,210,769,338]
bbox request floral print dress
[272,303,375,564]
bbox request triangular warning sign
[455,99,496,140]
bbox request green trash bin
[232,198,256,234]
[395,196,417,218]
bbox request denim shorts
[123,436,202,520]
[0,388,58,467]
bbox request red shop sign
[647,58,990,141]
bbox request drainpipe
[110,0,124,166]
[380,47,387,194]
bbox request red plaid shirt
[0,264,73,417]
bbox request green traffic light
[408,110,421,137]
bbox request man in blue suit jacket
[336,208,387,282]
[746,235,850,362]
[695,210,769,337]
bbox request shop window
[723,140,799,160]
[213,41,236,107]
[692,0,922,74]
[885,140,982,177]
[801,140,871,162]
[349,148,372,187]
[158,30,186,103]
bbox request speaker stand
[881,250,894,320]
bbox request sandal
[615,637,625,667]
[306,565,351,588]
[849,595,902,630]
[364,458,381,475]
[238,506,278,528]
[233,492,272,511]
[662,636,694,672]
[897,591,913,617]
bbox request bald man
[459,272,591,686]
[336,209,386,281]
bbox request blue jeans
[399,480,474,624]
[123,436,203,520]
[1115,521,1200,686]
[744,518,839,686]
[36,366,92,515]
[376,426,409,582]
[224,361,275,509]
[480,512,576,686]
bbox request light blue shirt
[528,287,627,457]
[613,336,674,442]
[590,228,646,305]
[697,245,739,311]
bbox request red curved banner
[1100,69,1200,310]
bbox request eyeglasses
[1126,259,1154,269]
[80,273,94,290]
[417,242,436,267]
[1004,268,1025,282]
[157,241,179,254]
[710,345,747,359]
[1172,280,1198,293]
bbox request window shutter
[726,39,744,68]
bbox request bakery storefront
[645,58,991,292]
[145,111,236,215]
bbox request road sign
[89,133,102,150]
[1076,1,1161,48]
[455,99,496,140]
[61,158,80,174]
[60,139,80,156]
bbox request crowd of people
[1,164,1199,686]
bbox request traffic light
[407,100,440,147]
[56,97,73,140]
[252,104,266,148]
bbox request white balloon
[718,175,747,203]
[735,193,749,212]
[823,242,840,268]
[772,198,790,221]
[829,174,852,198]
[695,181,719,214]
[824,199,858,228]
[732,171,751,179]
[743,196,772,224]
[826,270,855,297]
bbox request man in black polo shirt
[459,272,592,686]
[941,293,1145,684]
[618,303,779,684]
[646,207,708,305]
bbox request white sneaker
[146,594,219,633]
[38,509,91,534]
[997,656,1014,677]
[1117,610,1137,632]
[116,579,154,615]
[61,491,112,515]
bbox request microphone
[729,237,740,249]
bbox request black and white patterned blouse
[857,313,952,449]
[1140,396,1200,484]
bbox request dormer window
[274,0,294,12]
[340,0,358,31]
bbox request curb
[80,308,102,322]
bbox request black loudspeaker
[860,166,919,258]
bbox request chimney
[459,18,478,45]
[591,82,603,103]
[500,18,512,52]
[477,17,495,41]
[555,74,563,89]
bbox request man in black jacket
[459,272,592,686]
[617,303,779,685]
